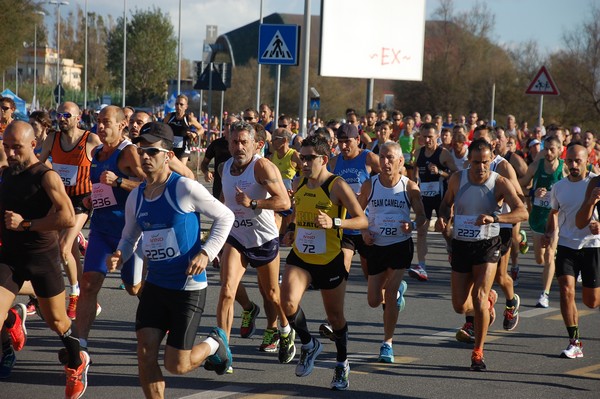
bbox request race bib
[173,135,184,148]
[453,215,499,241]
[420,181,440,197]
[295,228,326,254]
[54,163,78,187]
[91,183,117,209]
[142,228,181,261]
[370,214,404,237]
[533,189,551,209]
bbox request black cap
[132,122,174,144]
[336,123,359,139]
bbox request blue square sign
[258,24,300,66]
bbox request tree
[548,3,600,128]
[106,7,177,105]
[0,0,44,75]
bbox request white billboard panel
[319,0,426,81]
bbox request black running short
[499,227,513,256]
[421,195,442,220]
[286,250,347,290]
[0,247,64,298]
[366,239,414,276]
[135,282,206,350]
[341,233,370,258]
[555,245,600,288]
[69,193,91,215]
[450,236,502,273]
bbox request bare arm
[328,178,368,231]
[440,148,458,175]
[169,156,195,179]
[234,158,290,211]
[498,160,525,198]
[575,176,600,228]
[407,180,427,228]
[518,158,540,188]
[366,151,382,174]
[494,176,529,224]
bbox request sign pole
[208,62,213,124]
[274,65,281,125]
[490,83,495,127]
[538,95,544,129]
[299,0,311,137]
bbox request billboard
[319,0,426,81]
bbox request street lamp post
[177,0,182,95]
[122,0,127,107]
[49,0,69,106]
[33,10,46,110]
[84,0,88,110]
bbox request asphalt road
[1,180,599,398]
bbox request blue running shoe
[207,327,232,375]
[378,343,394,363]
[397,280,407,312]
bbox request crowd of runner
[0,96,598,398]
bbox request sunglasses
[137,147,169,156]
[243,117,255,121]
[56,112,72,119]
[299,154,322,162]
[1,106,10,111]
[278,124,288,128]
[393,118,402,121]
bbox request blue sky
[42,0,592,60]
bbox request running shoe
[26,296,37,316]
[259,328,280,352]
[456,322,475,343]
[488,289,498,327]
[536,292,549,308]
[560,339,583,359]
[278,329,296,364]
[65,351,90,399]
[207,327,232,375]
[519,230,529,254]
[577,272,582,284]
[96,303,102,317]
[77,232,88,257]
[408,264,428,281]
[7,303,27,351]
[470,350,486,371]
[0,349,16,379]
[319,322,336,341]
[240,303,260,338]
[503,293,520,331]
[67,295,79,320]
[378,343,394,363]
[295,338,323,377]
[118,283,126,290]
[397,280,407,312]
[510,265,519,287]
[330,363,350,390]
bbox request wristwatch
[333,218,342,229]
[115,177,123,188]
[250,199,258,210]
[20,220,32,231]
[491,213,500,223]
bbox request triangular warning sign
[261,30,293,61]
[526,66,559,95]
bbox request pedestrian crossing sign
[258,24,300,66]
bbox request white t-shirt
[551,173,600,249]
